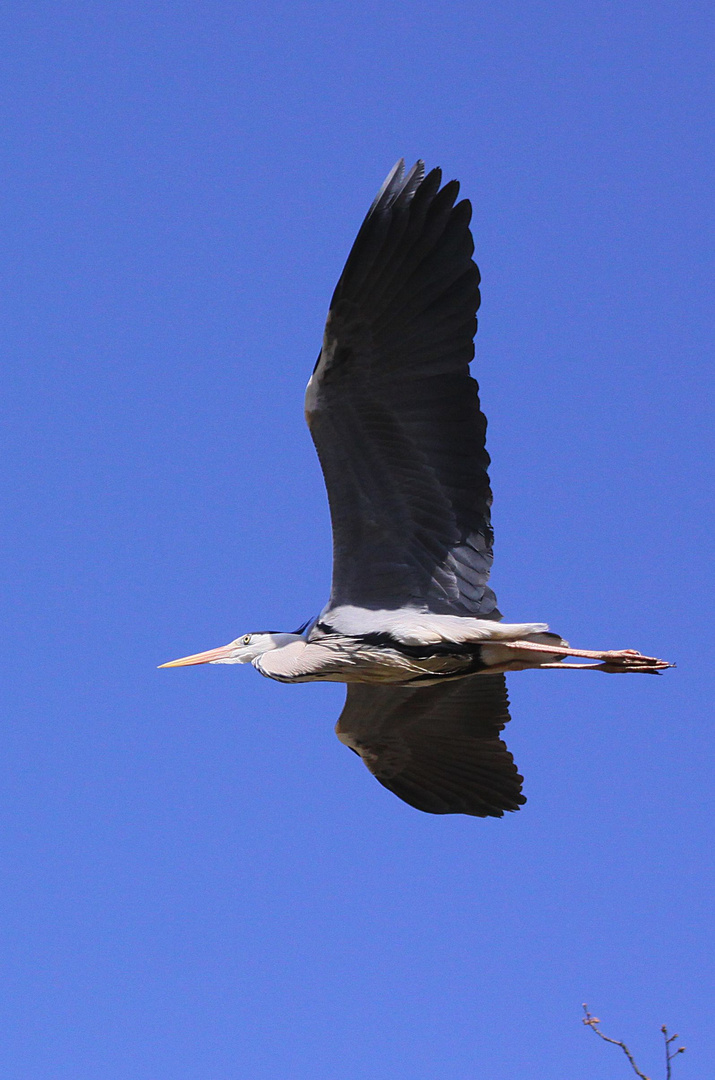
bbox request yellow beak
[158,643,235,668]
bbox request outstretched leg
[499,641,672,673]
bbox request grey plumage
[161,160,672,818]
[301,158,516,816]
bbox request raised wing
[335,675,524,817]
[306,160,499,618]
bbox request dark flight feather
[336,675,524,817]
[307,160,498,617]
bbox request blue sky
[0,2,712,1077]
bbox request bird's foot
[586,649,674,674]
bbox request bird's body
[248,616,563,685]
[162,160,671,817]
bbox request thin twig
[663,1024,686,1080]
[582,1004,651,1079]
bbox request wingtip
[394,159,426,206]
[369,158,431,216]
[368,159,405,215]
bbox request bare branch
[582,1005,686,1080]
[582,1004,651,1079]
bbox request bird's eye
[242,634,251,645]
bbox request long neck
[252,634,318,682]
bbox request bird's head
[159,631,302,668]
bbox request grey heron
[161,160,671,818]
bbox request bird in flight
[161,160,671,818]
